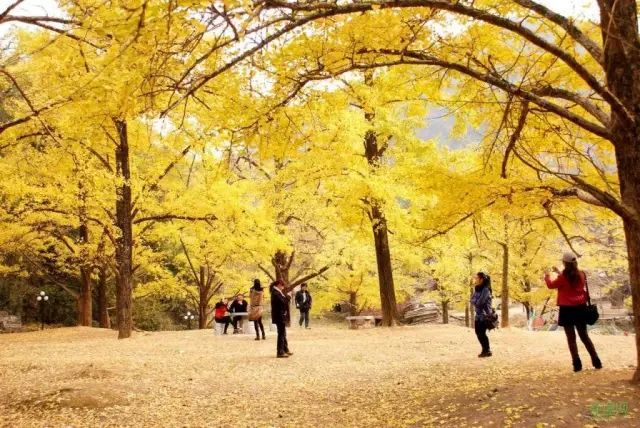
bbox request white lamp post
[37,291,49,330]
[183,311,195,330]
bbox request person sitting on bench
[229,294,248,334]
[214,298,231,334]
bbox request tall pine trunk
[114,119,133,339]
[599,0,640,381]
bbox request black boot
[573,358,582,372]
[262,334,266,340]
[592,356,602,369]
[255,336,260,341]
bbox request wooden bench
[346,316,375,329]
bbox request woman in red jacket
[214,298,231,335]
[545,252,602,372]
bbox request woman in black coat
[270,280,292,358]
[470,272,493,357]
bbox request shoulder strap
[583,271,591,305]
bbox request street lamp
[183,311,195,330]
[36,291,49,330]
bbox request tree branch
[501,101,529,178]
[133,214,218,224]
[261,0,632,125]
[258,264,275,281]
[512,0,604,65]
[179,237,201,285]
[288,265,330,290]
[542,199,582,257]
[355,49,612,140]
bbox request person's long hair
[253,278,263,291]
[563,261,580,287]
[476,272,492,294]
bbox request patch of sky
[416,106,483,150]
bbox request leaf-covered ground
[0,324,638,427]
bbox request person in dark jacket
[271,280,292,358]
[470,272,493,357]
[295,283,312,329]
[213,298,231,334]
[545,252,602,372]
[228,294,248,334]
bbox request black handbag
[584,275,599,325]
[484,308,499,330]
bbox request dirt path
[0,324,637,427]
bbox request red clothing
[214,302,228,319]
[544,271,587,306]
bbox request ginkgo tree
[0,1,637,386]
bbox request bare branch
[501,101,529,178]
[289,265,330,289]
[542,199,582,257]
[179,237,201,285]
[258,264,275,281]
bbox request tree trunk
[500,242,509,328]
[97,267,110,328]
[273,250,291,285]
[370,203,400,326]
[523,278,532,319]
[466,253,474,327]
[79,265,92,326]
[349,290,357,316]
[599,0,640,382]
[622,218,640,382]
[540,296,550,318]
[198,266,208,329]
[271,250,292,326]
[464,303,470,327]
[114,119,133,339]
[77,195,92,326]
[442,301,449,324]
[523,302,532,320]
[198,298,208,329]
[363,123,399,326]
[613,140,640,382]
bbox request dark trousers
[563,324,599,362]
[254,317,265,338]
[232,316,242,330]
[215,316,230,333]
[299,309,310,327]
[474,319,490,353]
[275,321,289,355]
